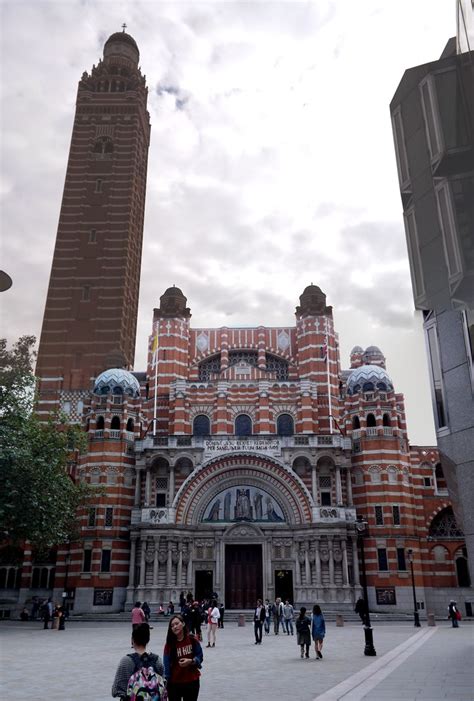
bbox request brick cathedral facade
[2,32,470,618]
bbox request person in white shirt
[206,599,220,647]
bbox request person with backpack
[296,607,311,659]
[311,604,326,659]
[163,613,203,701]
[111,622,164,701]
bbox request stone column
[139,540,146,587]
[305,543,311,586]
[153,539,159,586]
[145,468,152,507]
[314,538,322,586]
[295,544,302,586]
[351,536,360,586]
[128,538,137,588]
[177,543,183,589]
[134,469,142,507]
[169,463,175,505]
[166,540,173,586]
[312,464,318,505]
[328,537,335,586]
[341,539,349,586]
[346,468,353,506]
[335,466,343,506]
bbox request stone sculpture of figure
[235,489,252,520]
[254,492,263,520]
[266,496,284,522]
[224,491,231,521]
[207,499,220,521]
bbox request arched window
[110,416,121,430]
[96,416,104,430]
[235,414,252,436]
[352,415,360,429]
[363,382,374,392]
[277,414,294,436]
[428,507,463,538]
[112,385,123,395]
[366,413,376,427]
[383,413,391,426]
[377,382,387,391]
[126,418,134,432]
[193,414,211,436]
[93,136,114,155]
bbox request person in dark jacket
[296,607,311,658]
[355,597,368,625]
[111,623,164,700]
[253,598,266,644]
[448,600,460,628]
[163,614,203,701]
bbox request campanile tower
[36,30,150,402]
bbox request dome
[350,346,364,354]
[365,345,382,355]
[104,31,139,53]
[155,286,191,319]
[103,31,139,65]
[93,368,140,398]
[346,364,394,396]
[162,285,184,297]
[296,284,332,317]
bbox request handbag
[455,610,462,621]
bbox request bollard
[336,614,344,627]
[427,613,436,626]
[238,613,246,627]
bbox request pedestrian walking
[190,601,203,640]
[264,598,272,635]
[283,599,294,635]
[163,614,203,701]
[112,623,164,700]
[448,599,461,628]
[253,598,265,644]
[296,607,311,659]
[141,601,151,622]
[58,603,67,631]
[311,604,326,659]
[206,599,220,648]
[273,597,284,634]
[131,601,146,630]
[218,602,225,628]
[41,597,52,629]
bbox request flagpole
[325,317,333,434]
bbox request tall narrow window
[83,549,92,572]
[100,549,111,573]
[193,415,210,436]
[404,208,425,301]
[82,286,91,302]
[95,179,103,193]
[366,413,376,427]
[425,321,447,429]
[391,107,410,188]
[352,415,360,429]
[87,508,96,527]
[375,505,384,525]
[105,507,113,528]
[397,548,406,571]
[88,229,97,243]
[392,505,401,526]
[435,181,462,280]
[377,548,388,571]
[419,76,443,160]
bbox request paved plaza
[0,619,472,700]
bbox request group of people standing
[254,598,326,659]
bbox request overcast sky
[0,1,459,444]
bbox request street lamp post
[407,549,421,627]
[355,517,376,656]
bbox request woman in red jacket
[163,614,203,701]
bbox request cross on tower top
[122,23,127,32]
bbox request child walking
[295,606,311,658]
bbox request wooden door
[225,544,262,608]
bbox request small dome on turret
[362,345,386,368]
[350,345,363,354]
[93,368,140,398]
[346,364,394,396]
[103,30,139,66]
[296,283,332,318]
[154,286,191,319]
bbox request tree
[0,336,98,549]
